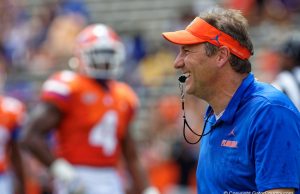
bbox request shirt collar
[205,73,255,124]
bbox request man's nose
[173,52,185,69]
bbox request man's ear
[216,46,230,67]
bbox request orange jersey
[0,96,25,172]
[41,71,139,167]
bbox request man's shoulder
[112,81,136,94]
[237,81,299,126]
[48,70,80,83]
[42,70,89,95]
[245,80,298,111]
[110,81,139,109]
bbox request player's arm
[122,129,147,194]
[20,101,85,194]
[122,128,159,194]
[20,102,62,167]
[9,134,26,194]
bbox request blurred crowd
[0,0,299,194]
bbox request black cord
[179,82,215,144]
[182,108,214,144]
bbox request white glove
[50,158,85,194]
[142,186,160,194]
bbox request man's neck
[208,73,248,115]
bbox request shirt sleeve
[252,105,300,191]
[40,74,74,113]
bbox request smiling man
[162,7,300,194]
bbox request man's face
[174,43,218,98]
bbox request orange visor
[162,17,252,60]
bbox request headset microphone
[178,75,187,83]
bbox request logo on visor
[210,34,221,46]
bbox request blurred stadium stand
[24,0,196,43]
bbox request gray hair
[200,7,253,73]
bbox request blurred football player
[0,62,26,194]
[20,24,159,194]
[272,35,300,110]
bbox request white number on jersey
[88,111,118,156]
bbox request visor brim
[162,30,205,45]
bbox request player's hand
[50,158,85,194]
[142,186,160,194]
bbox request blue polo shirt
[196,73,300,193]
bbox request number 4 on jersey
[88,111,118,156]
